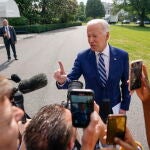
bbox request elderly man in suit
[54,19,131,122]
[0,19,18,61]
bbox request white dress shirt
[95,44,110,79]
[5,26,10,39]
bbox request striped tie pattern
[97,53,107,87]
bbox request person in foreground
[0,68,149,150]
[0,75,24,150]
[24,103,106,150]
[23,102,145,150]
[135,64,150,148]
[54,19,131,122]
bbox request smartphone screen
[70,89,94,128]
[106,114,126,145]
[129,60,143,90]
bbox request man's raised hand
[53,61,67,84]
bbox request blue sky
[77,0,113,4]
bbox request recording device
[106,114,126,145]
[11,74,21,83]
[129,60,143,90]
[62,80,83,108]
[10,73,48,123]
[69,89,94,128]
[18,73,48,94]
[13,91,27,123]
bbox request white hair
[87,19,110,33]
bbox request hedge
[14,22,82,34]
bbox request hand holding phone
[69,89,94,128]
[106,114,126,145]
[129,60,143,90]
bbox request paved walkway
[0,34,36,49]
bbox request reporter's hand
[81,111,102,150]
[53,61,67,84]
[3,33,7,37]
[18,119,31,136]
[81,103,106,150]
[119,109,126,114]
[114,128,138,150]
[136,65,150,102]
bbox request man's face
[3,20,8,26]
[0,96,24,150]
[87,23,109,52]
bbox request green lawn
[109,24,150,76]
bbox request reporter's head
[0,75,13,100]
[24,104,76,150]
[0,75,24,150]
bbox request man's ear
[106,32,110,41]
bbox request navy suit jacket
[0,26,17,44]
[57,45,131,111]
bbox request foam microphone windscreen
[11,74,21,83]
[18,73,48,94]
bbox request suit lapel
[107,45,118,85]
[88,49,99,75]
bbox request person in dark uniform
[0,19,18,61]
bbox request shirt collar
[95,44,109,57]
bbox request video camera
[9,73,48,123]
[62,80,94,128]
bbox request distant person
[0,19,18,61]
[54,19,131,122]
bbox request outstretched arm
[136,65,150,148]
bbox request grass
[109,24,150,77]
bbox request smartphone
[69,89,94,128]
[129,60,143,90]
[106,114,126,145]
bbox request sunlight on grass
[109,24,150,76]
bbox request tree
[15,0,78,24]
[15,0,40,24]
[76,2,86,21]
[113,0,150,26]
[38,0,78,23]
[86,0,105,18]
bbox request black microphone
[13,91,26,123]
[18,73,48,94]
[11,74,21,83]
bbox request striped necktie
[97,53,107,87]
[5,26,10,39]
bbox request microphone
[13,91,26,123]
[18,73,48,94]
[11,74,21,83]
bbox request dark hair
[24,104,73,150]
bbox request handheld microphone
[18,73,48,94]
[13,91,26,123]
[11,74,21,83]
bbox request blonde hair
[0,76,13,100]
[87,19,109,33]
